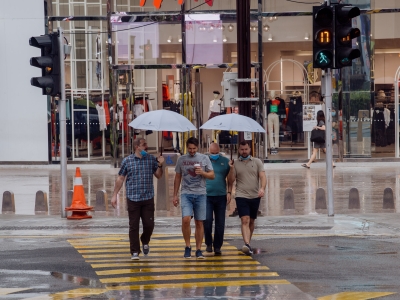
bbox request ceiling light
[273,16,278,21]
[213,36,217,43]
[228,24,234,32]
[178,36,182,43]
[223,36,227,43]
[220,25,225,31]
[304,32,309,40]
[167,36,172,43]
[209,24,214,31]
[263,24,270,32]
[268,17,274,22]
[268,34,273,41]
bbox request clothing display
[208,99,222,119]
[95,104,107,131]
[287,96,303,140]
[268,112,279,149]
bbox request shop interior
[49,4,400,162]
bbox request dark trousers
[204,195,227,250]
[127,198,155,255]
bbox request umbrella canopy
[200,113,265,133]
[129,110,196,132]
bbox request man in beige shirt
[228,140,266,255]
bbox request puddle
[50,271,103,288]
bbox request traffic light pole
[58,27,67,218]
[323,68,335,217]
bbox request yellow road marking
[96,266,272,275]
[77,246,238,253]
[318,291,396,300]
[106,279,290,290]
[82,250,242,259]
[86,256,254,263]
[69,239,196,245]
[91,260,260,268]
[100,272,278,283]
[0,288,30,295]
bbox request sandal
[301,164,310,169]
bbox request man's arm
[258,171,267,197]
[227,160,236,187]
[111,175,126,208]
[153,156,165,179]
[196,169,215,179]
[172,172,182,207]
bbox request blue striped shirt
[118,153,158,202]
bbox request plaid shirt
[119,153,158,202]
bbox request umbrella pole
[230,136,233,161]
[160,132,163,156]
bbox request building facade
[1,0,400,163]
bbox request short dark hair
[239,140,251,148]
[186,137,199,147]
[133,138,145,150]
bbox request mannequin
[267,97,281,154]
[208,91,222,142]
[171,93,181,152]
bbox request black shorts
[235,197,261,219]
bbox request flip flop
[301,164,310,169]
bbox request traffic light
[334,4,361,69]
[29,33,61,96]
[313,5,334,69]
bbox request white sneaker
[131,253,139,260]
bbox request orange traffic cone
[65,167,93,220]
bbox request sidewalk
[2,162,400,238]
[1,213,400,238]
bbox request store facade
[3,0,398,163]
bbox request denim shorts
[181,194,207,220]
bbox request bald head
[209,143,220,154]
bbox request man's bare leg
[182,216,192,247]
[241,216,251,244]
[194,220,204,250]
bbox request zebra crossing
[67,235,289,292]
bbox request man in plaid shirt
[111,138,164,260]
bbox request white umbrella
[129,109,196,132]
[200,113,265,133]
[200,114,265,159]
[129,110,196,154]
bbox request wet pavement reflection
[1,162,400,217]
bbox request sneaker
[196,249,205,259]
[257,210,263,217]
[206,245,213,253]
[142,244,150,256]
[229,208,239,217]
[242,244,253,256]
[214,248,222,256]
[184,246,191,258]
[131,253,139,260]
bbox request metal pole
[58,27,67,218]
[324,69,334,216]
[257,0,263,158]
[236,0,252,143]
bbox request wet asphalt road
[1,234,399,299]
[228,235,400,299]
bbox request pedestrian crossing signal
[313,5,334,69]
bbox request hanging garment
[96,104,107,131]
[162,84,170,101]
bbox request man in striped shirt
[111,138,164,260]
